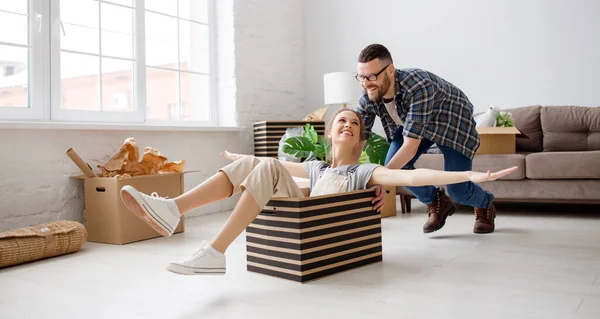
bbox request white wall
[0,0,307,231]
[305,0,600,114]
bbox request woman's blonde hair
[324,108,366,163]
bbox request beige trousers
[218,156,305,209]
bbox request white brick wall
[0,0,307,232]
[0,130,246,232]
[234,0,307,125]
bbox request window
[145,0,211,122]
[0,0,46,119]
[51,0,141,123]
[0,0,216,126]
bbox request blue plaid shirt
[357,68,480,159]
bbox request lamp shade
[323,72,360,106]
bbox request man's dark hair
[358,44,393,64]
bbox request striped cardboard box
[246,188,382,282]
[253,121,326,158]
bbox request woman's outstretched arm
[221,151,309,178]
[367,166,519,188]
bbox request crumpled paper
[302,106,328,121]
[98,137,185,179]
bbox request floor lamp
[323,72,360,109]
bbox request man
[355,43,496,234]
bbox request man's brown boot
[474,202,496,233]
[423,188,456,233]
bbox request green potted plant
[495,111,515,127]
[281,123,390,165]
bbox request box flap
[295,188,374,201]
[70,174,99,180]
[70,170,200,180]
[476,127,521,135]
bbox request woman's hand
[221,151,247,162]
[371,185,386,213]
[469,166,519,183]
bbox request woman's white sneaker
[120,185,181,237]
[166,241,226,275]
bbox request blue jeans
[385,128,493,208]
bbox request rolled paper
[66,148,98,177]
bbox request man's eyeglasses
[355,64,390,82]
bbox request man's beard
[365,73,391,102]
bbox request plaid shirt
[357,68,480,159]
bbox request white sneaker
[120,185,181,237]
[166,241,226,275]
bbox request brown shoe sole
[473,226,495,234]
[423,204,456,234]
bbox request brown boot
[474,202,496,233]
[423,188,456,233]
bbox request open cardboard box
[246,187,382,283]
[294,178,396,218]
[476,126,523,154]
[71,172,188,245]
[380,186,397,218]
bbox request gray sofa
[397,105,600,213]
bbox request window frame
[49,0,144,123]
[142,0,218,126]
[1,0,217,127]
[0,0,49,121]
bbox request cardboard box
[71,173,186,245]
[294,178,395,218]
[380,186,397,218]
[254,121,325,158]
[476,127,522,155]
[246,188,382,283]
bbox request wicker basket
[0,220,87,268]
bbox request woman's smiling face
[328,110,362,146]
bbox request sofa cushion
[414,153,526,180]
[541,106,600,151]
[504,105,543,152]
[476,179,600,202]
[400,180,600,202]
[525,151,600,179]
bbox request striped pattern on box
[253,121,326,158]
[246,189,382,283]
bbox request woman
[120,109,517,275]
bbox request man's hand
[371,185,386,212]
[386,136,420,169]
[221,151,247,162]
